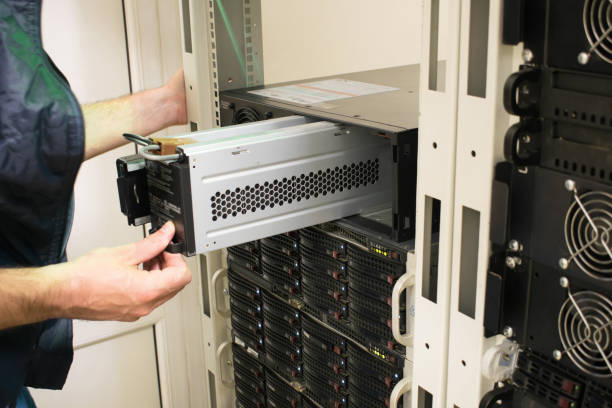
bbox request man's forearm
[0,266,68,330]
[82,69,187,160]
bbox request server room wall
[260,0,445,84]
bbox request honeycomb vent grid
[210,159,381,222]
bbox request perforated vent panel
[210,160,380,221]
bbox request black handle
[165,239,185,254]
[503,68,540,117]
[149,225,185,254]
[479,385,514,408]
[503,120,541,166]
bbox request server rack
[169,2,422,406]
[151,1,610,407]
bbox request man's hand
[61,221,191,322]
[0,221,191,330]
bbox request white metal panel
[445,0,516,406]
[178,0,233,406]
[31,328,161,408]
[412,0,461,406]
[182,121,393,252]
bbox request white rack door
[412,0,462,407]
[445,0,517,407]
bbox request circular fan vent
[564,191,612,280]
[581,0,612,64]
[558,290,612,378]
[233,107,261,124]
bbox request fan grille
[558,290,612,378]
[582,0,612,64]
[564,190,612,280]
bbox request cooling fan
[553,277,612,378]
[233,106,262,124]
[559,179,612,281]
[578,0,612,65]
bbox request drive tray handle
[503,67,540,117]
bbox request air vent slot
[210,160,380,221]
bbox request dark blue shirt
[0,0,84,405]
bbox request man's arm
[82,69,187,160]
[0,222,191,330]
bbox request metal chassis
[178,1,520,407]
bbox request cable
[123,133,153,146]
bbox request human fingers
[157,251,187,269]
[126,221,175,265]
[148,264,192,296]
[143,253,165,271]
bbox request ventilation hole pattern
[553,156,612,182]
[583,0,612,64]
[349,269,394,301]
[558,290,612,378]
[231,309,261,332]
[302,342,346,372]
[302,316,346,349]
[319,222,369,247]
[210,160,380,221]
[350,308,398,342]
[229,282,261,310]
[564,191,612,280]
[265,371,300,403]
[514,350,580,401]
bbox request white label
[249,78,399,105]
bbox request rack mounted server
[227,215,414,408]
[116,66,419,255]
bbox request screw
[505,256,521,269]
[508,239,521,252]
[553,350,562,360]
[503,326,514,338]
[223,288,229,295]
[559,276,569,288]
[559,258,569,270]
[521,134,531,143]
[506,256,516,269]
[522,48,534,63]
[564,179,576,192]
[577,52,590,65]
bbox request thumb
[129,221,175,265]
